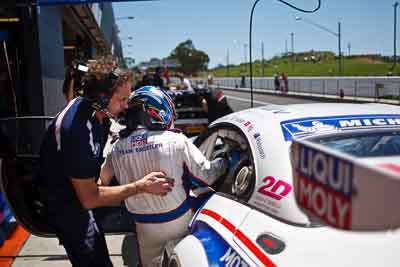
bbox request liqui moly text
[292,143,353,229]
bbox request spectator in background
[161,68,170,84]
[279,73,284,92]
[207,74,213,85]
[200,87,233,123]
[142,70,153,87]
[282,72,289,93]
[153,67,165,88]
[134,69,153,90]
[179,74,194,92]
[274,73,280,91]
[240,75,245,88]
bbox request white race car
[2,103,400,267]
[167,103,400,267]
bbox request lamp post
[226,49,230,76]
[393,2,399,71]
[244,43,248,75]
[291,32,295,72]
[121,36,133,41]
[116,16,135,21]
[347,42,351,56]
[248,0,320,108]
[261,41,265,76]
[233,40,248,75]
[249,0,261,107]
[296,16,342,75]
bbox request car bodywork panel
[210,103,400,225]
[170,103,400,267]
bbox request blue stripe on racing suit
[131,196,193,223]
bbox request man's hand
[135,172,174,196]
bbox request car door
[0,116,133,237]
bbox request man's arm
[71,171,173,210]
[182,136,227,187]
[98,155,115,186]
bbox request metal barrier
[214,77,400,102]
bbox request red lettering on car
[257,176,292,200]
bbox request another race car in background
[165,77,209,136]
[166,103,400,267]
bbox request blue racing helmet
[129,86,176,130]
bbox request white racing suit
[106,128,227,266]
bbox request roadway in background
[223,89,322,111]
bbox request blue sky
[114,0,397,68]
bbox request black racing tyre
[212,155,255,202]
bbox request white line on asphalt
[225,95,272,105]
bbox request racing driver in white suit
[100,86,228,266]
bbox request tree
[167,39,209,75]
[123,57,135,69]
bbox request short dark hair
[82,69,133,100]
[82,55,133,98]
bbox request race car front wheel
[212,155,255,202]
[230,156,255,202]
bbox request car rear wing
[290,139,400,231]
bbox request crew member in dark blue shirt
[39,62,174,267]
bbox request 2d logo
[257,176,292,200]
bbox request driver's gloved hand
[228,150,241,170]
[212,149,229,160]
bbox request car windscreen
[311,129,400,158]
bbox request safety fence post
[354,80,357,101]
[337,79,340,97]
[398,84,400,105]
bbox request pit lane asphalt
[223,89,322,112]
[10,91,323,267]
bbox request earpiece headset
[75,66,121,119]
[86,71,120,112]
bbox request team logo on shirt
[130,133,153,147]
[114,133,162,155]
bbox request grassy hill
[211,52,400,77]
